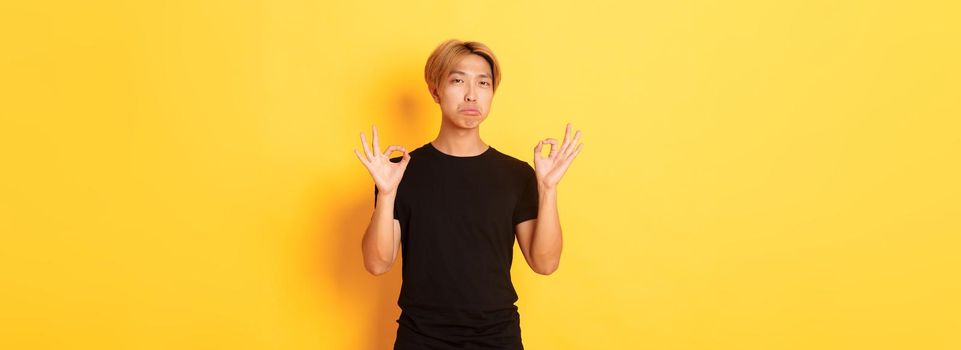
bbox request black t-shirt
[374,142,538,349]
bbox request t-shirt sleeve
[512,164,539,225]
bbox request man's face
[430,54,494,129]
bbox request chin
[461,116,486,128]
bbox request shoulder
[490,148,535,174]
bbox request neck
[431,116,487,156]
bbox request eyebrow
[448,70,491,79]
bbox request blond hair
[424,39,501,96]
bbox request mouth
[460,108,481,116]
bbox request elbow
[363,256,393,276]
[533,261,559,276]
[364,261,391,276]
[530,250,560,275]
[368,269,389,276]
[361,236,395,276]
[535,267,557,275]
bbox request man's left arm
[515,122,583,275]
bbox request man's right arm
[362,189,402,276]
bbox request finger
[372,124,381,155]
[354,148,369,165]
[560,122,572,155]
[360,132,373,159]
[383,145,405,159]
[567,143,584,160]
[400,149,411,167]
[534,140,546,160]
[565,130,581,157]
[543,138,560,159]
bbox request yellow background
[2,1,959,349]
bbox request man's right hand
[354,124,410,195]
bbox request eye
[480,81,490,86]
[452,78,463,84]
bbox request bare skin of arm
[354,124,410,276]
[515,123,584,275]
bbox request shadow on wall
[313,55,436,350]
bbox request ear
[428,86,440,103]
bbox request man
[354,39,583,349]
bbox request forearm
[362,191,396,274]
[531,183,563,274]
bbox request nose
[465,84,476,102]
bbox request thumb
[399,149,411,166]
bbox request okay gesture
[533,122,584,190]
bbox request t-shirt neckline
[426,142,494,159]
